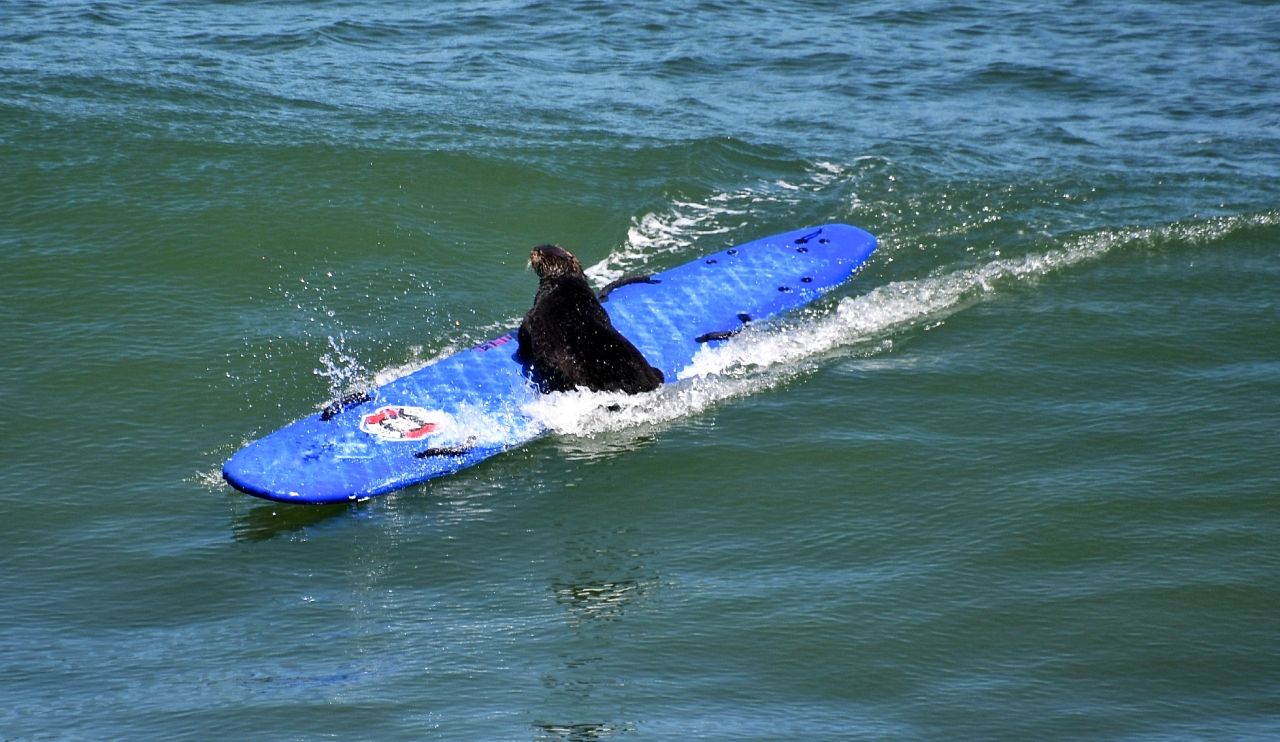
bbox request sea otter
[517,244,665,394]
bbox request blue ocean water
[2,1,1278,739]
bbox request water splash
[313,332,371,402]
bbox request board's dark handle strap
[598,275,660,302]
[695,313,753,343]
[794,227,824,244]
[415,437,478,459]
[320,390,373,421]
[414,446,470,459]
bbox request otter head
[529,244,584,280]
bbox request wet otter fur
[517,244,664,394]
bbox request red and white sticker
[359,405,452,443]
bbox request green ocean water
[3,1,1278,739]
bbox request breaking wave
[584,160,856,285]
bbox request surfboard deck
[224,223,877,503]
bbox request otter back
[518,273,665,394]
[224,223,877,504]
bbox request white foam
[442,402,539,448]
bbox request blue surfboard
[224,223,877,503]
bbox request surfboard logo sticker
[359,405,451,443]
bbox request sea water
[2,1,1278,739]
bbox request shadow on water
[551,523,658,627]
[230,499,359,542]
[551,569,652,628]
[535,523,658,738]
[534,721,633,741]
